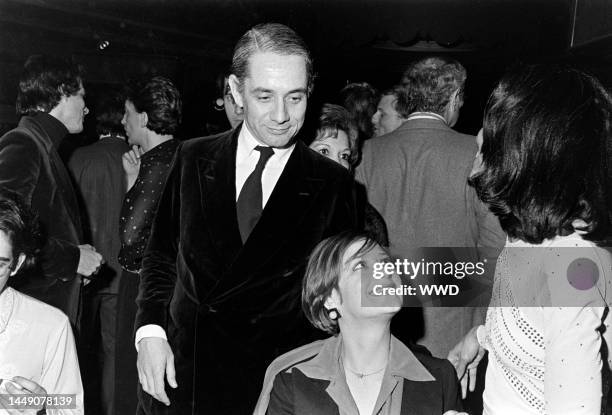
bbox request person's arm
[266,372,294,415]
[326,173,366,237]
[135,145,183,406]
[542,246,610,414]
[39,315,84,414]
[0,133,82,281]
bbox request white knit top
[479,233,612,414]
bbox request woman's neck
[340,320,391,373]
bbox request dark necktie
[237,145,275,243]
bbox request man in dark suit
[0,55,103,329]
[356,56,505,359]
[135,23,363,414]
[68,88,129,415]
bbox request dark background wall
[1,0,611,144]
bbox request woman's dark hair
[126,76,182,136]
[339,82,379,142]
[469,64,612,243]
[302,231,379,335]
[16,55,84,115]
[306,103,359,167]
[0,190,42,271]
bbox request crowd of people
[0,21,609,415]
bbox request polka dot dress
[118,139,178,272]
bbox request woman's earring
[328,308,341,320]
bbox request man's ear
[10,253,26,277]
[450,89,463,111]
[228,74,244,108]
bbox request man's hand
[77,244,104,278]
[447,325,486,399]
[137,337,177,406]
[0,376,47,414]
[123,145,144,191]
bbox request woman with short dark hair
[256,231,463,415]
[449,65,612,414]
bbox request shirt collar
[236,122,295,165]
[0,287,15,334]
[294,333,435,382]
[406,112,448,125]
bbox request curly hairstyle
[16,55,84,115]
[401,56,466,115]
[469,64,612,243]
[302,231,379,335]
[126,76,182,136]
[0,190,42,272]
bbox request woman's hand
[447,325,486,398]
[123,145,145,191]
[0,376,47,414]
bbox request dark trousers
[115,270,140,415]
[79,291,117,415]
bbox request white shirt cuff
[135,324,167,351]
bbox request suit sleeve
[440,360,463,412]
[266,372,294,415]
[327,173,366,237]
[135,144,182,331]
[0,132,80,281]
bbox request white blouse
[479,233,612,414]
[0,287,84,414]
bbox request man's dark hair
[126,76,182,136]
[401,56,466,115]
[96,88,126,137]
[339,82,379,142]
[380,85,413,118]
[0,190,42,271]
[469,64,612,243]
[16,55,84,116]
[231,23,314,95]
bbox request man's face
[371,94,405,137]
[52,84,88,134]
[230,52,308,147]
[121,100,146,147]
[0,230,23,293]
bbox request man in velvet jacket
[0,55,103,329]
[135,24,364,414]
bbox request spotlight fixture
[98,40,110,50]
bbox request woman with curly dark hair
[449,65,612,414]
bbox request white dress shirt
[135,123,295,348]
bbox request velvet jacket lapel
[197,127,326,285]
[231,141,325,277]
[197,128,243,267]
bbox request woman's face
[309,130,351,170]
[326,239,402,325]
